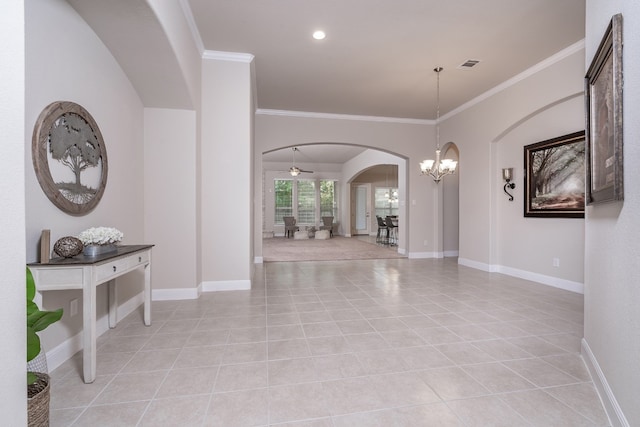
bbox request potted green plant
[27,267,63,426]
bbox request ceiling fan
[288,147,313,176]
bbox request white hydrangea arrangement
[78,227,124,246]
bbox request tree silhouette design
[48,113,101,202]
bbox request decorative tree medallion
[32,101,108,215]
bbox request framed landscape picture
[524,131,585,218]
[585,13,624,205]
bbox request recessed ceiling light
[313,30,326,40]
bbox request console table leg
[82,276,97,383]
[108,279,117,328]
[144,261,151,326]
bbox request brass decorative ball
[53,236,84,258]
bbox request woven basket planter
[27,373,50,427]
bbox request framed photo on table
[585,13,624,205]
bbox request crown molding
[178,0,204,54]
[258,40,585,125]
[202,50,255,62]
[256,109,433,125]
[441,39,585,121]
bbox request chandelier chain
[435,67,441,150]
[419,66,457,182]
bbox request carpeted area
[262,236,405,262]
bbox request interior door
[353,184,370,235]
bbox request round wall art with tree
[32,101,108,215]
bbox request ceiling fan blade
[287,148,313,175]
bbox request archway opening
[260,143,407,262]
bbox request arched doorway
[441,143,460,257]
[259,143,407,261]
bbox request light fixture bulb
[313,30,326,40]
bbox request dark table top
[28,244,154,266]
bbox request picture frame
[32,101,108,216]
[585,13,623,205]
[524,131,585,218]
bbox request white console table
[28,244,153,383]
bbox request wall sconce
[502,168,516,201]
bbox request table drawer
[129,251,150,268]
[96,258,129,283]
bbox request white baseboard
[153,287,200,301]
[201,280,251,292]
[458,258,583,294]
[458,257,497,272]
[443,250,459,257]
[45,291,144,372]
[408,251,442,259]
[153,279,253,300]
[582,339,627,427]
[497,265,583,294]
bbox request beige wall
[442,146,460,255]
[25,0,146,363]
[15,2,639,423]
[255,114,434,256]
[441,46,585,274]
[0,0,26,422]
[584,1,640,425]
[494,95,585,288]
[255,48,585,271]
[200,57,255,288]
[144,108,198,296]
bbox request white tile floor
[50,258,610,426]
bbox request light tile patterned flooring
[50,258,610,426]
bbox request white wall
[25,0,146,362]
[584,2,640,425]
[0,0,26,422]
[144,108,198,298]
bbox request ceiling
[67,0,586,164]
[188,0,585,120]
[189,0,585,164]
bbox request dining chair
[376,216,388,244]
[319,216,334,237]
[385,216,397,246]
[283,216,299,238]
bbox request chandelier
[420,67,457,182]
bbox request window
[297,179,316,224]
[274,179,293,224]
[374,187,398,218]
[274,178,339,226]
[320,180,337,217]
